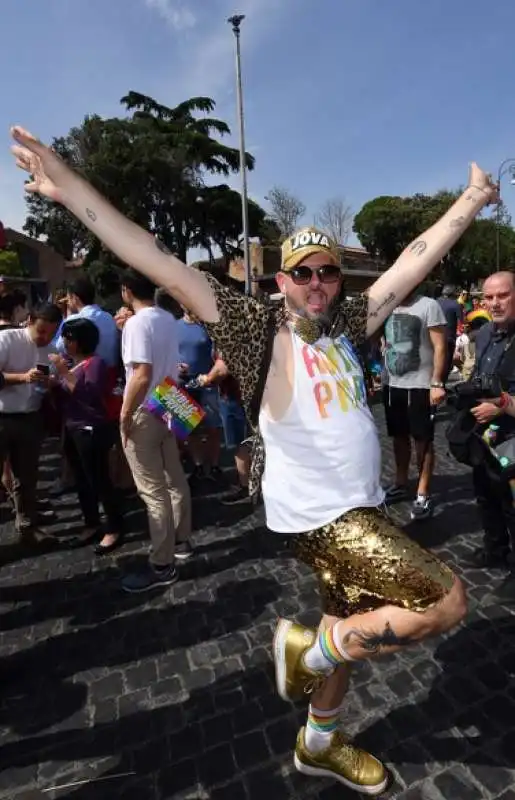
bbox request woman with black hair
[50,317,124,554]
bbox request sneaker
[175,541,194,561]
[122,564,178,594]
[273,619,330,702]
[384,485,409,505]
[410,495,434,521]
[221,486,250,505]
[294,727,388,795]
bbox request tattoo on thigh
[86,208,97,222]
[408,240,427,256]
[369,291,396,319]
[342,622,414,654]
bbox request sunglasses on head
[285,264,342,286]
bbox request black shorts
[383,385,435,442]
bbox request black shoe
[221,486,250,505]
[464,547,509,569]
[94,534,124,556]
[67,528,101,549]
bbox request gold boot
[273,618,332,702]
[294,727,388,796]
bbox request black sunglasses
[286,264,342,286]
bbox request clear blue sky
[0,0,514,256]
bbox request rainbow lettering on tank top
[300,335,367,419]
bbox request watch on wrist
[431,382,444,389]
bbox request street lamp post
[228,13,252,296]
[496,158,515,271]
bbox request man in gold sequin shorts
[11,127,499,794]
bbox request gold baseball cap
[281,227,341,271]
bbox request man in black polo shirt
[468,272,515,596]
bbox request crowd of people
[4,124,515,794]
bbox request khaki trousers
[123,409,191,566]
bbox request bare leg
[313,577,466,667]
[415,440,434,497]
[235,443,250,487]
[393,435,411,486]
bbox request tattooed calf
[342,622,414,654]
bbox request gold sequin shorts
[291,507,455,618]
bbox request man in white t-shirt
[0,303,61,542]
[119,270,192,593]
[383,293,447,520]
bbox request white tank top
[259,327,384,533]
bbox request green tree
[23,93,265,273]
[0,248,27,277]
[194,184,277,267]
[353,189,515,285]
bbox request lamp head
[228,14,245,31]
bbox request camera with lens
[448,374,503,411]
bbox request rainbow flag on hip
[144,376,205,440]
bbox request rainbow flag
[144,377,205,440]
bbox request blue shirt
[438,298,463,342]
[177,319,214,379]
[56,305,119,368]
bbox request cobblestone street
[1,408,515,800]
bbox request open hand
[468,163,500,206]
[10,126,67,203]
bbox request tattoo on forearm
[449,216,466,229]
[342,622,414,654]
[86,208,97,222]
[409,240,427,256]
[369,291,396,319]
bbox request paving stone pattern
[1,407,515,799]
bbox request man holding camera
[0,304,62,544]
[467,271,515,596]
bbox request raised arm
[10,127,220,323]
[365,164,499,337]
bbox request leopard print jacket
[202,273,369,501]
